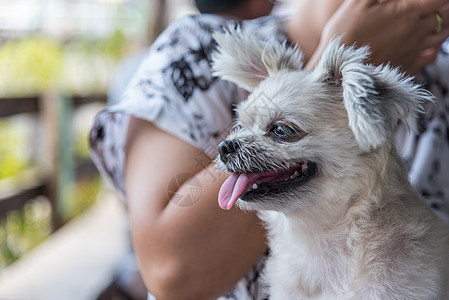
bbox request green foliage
[69,176,102,220]
[74,133,91,159]
[0,30,129,97]
[0,119,30,180]
[0,105,103,269]
[0,198,52,269]
[100,29,127,60]
[0,176,103,269]
[0,37,64,97]
[0,21,128,270]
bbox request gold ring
[435,12,444,34]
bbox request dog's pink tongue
[218,173,249,210]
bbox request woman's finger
[418,10,449,35]
[417,5,449,49]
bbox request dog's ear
[212,27,303,91]
[314,39,432,152]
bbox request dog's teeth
[252,183,258,190]
[289,171,300,180]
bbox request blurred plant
[0,37,64,97]
[0,176,103,269]
[73,104,104,159]
[0,197,52,269]
[0,15,129,269]
[0,109,103,268]
[0,29,129,97]
[65,175,102,221]
[0,119,31,180]
[100,29,127,61]
[62,29,128,94]
[73,130,91,160]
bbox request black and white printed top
[89,12,449,300]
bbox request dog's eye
[268,124,298,140]
[272,125,289,137]
[233,124,243,131]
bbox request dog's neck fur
[261,143,427,298]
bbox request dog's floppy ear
[212,26,303,91]
[314,39,432,152]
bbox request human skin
[293,0,449,73]
[125,119,267,299]
[124,0,449,299]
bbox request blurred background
[0,0,199,299]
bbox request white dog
[212,28,449,299]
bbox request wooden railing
[0,93,106,229]
[0,0,169,227]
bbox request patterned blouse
[89,13,449,299]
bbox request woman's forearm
[125,117,267,299]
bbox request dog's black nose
[218,139,239,163]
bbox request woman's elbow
[140,258,180,299]
[140,258,211,300]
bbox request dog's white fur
[213,28,449,299]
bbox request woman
[90,0,449,298]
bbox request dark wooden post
[39,92,74,230]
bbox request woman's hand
[306,0,449,74]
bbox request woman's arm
[125,117,267,300]
[286,0,343,64]
[289,0,449,73]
